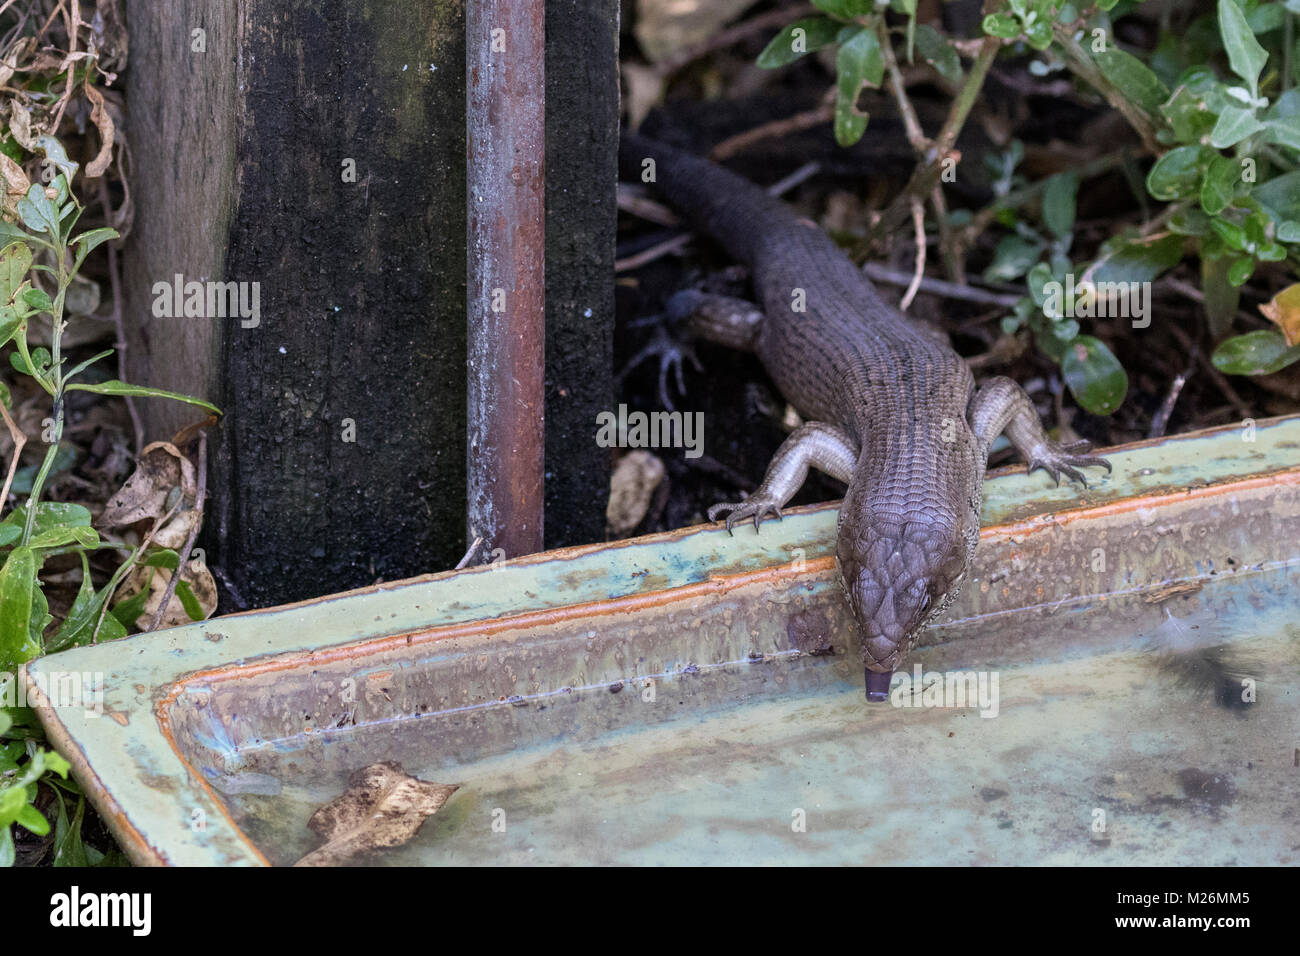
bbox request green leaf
[1200,156,1242,215]
[1212,329,1300,374]
[0,501,92,549]
[757,17,842,68]
[1042,172,1078,238]
[1095,48,1170,116]
[1209,106,1265,148]
[0,305,19,350]
[64,379,221,414]
[1160,84,1219,143]
[1169,206,1212,236]
[812,0,870,16]
[1146,145,1213,201]
[72,227,119,260]
[834,28,884,147]
[1218,0,1268,93]
[0,241,31,303]
[17,184,58,237]
[1227,255,1255,286]
[914,24,962,83]
[111,582,150,630]
[1265,115,1300,150]
[1082,233,1184,286]
[984,235,1044,283]
[26,525,98,551]
[1254,170,1300,221]
[52,792,90,867]
[174,579,205,622]
[15,801,49,836]
[1062,335,1128,415]
[48,554,97,653]
[0,548,42,670]
[62,347,115,384]
[34,136,78,187]
[983,12,1022,40]
[8,443,77,497]
[142,549,181,570]
[20,286,52,315]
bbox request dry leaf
[99,441,196,528]
[118,556,217,629]
[606,450,665,538]
[8,100,36,151]
[83,83,115,178]
[0,153,30,219]
[1259,283,1300,347]
[294,762,458,867]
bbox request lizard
[620,133,1111,701]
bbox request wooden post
[123,0,615,609]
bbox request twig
[0,397,27,514]
[1050,20,1163,155]
[98,176,142,455]
[877,20,927,153]
[145,432,208,632]
[615,232,692,273]
[855,35,1001,258]
[710,92,835,161]
[862,262,1022,307]
[1163,314,1252,421]
[899,198,926,311]
[1149,355,1195,438]
[654,4,816,77]
[455,536,486,570]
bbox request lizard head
[836,483,980,701]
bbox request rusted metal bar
[466,0,546,560]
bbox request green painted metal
[22,416,1300,865]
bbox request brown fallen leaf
[606,450,665,538]
[1259,283,1300,347]
[117,555,218,629]
[82,82,116,179]
[293,762,458,867]
[99,441,196,529]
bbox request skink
[621,134,1110,700]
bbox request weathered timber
[123,0,615,609]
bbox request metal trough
[22,416,1300,865]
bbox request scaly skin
[621,134,1110,699]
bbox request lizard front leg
[708,422,859,533]
[968,376,1112,485]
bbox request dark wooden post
[124,0,615,610]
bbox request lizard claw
[617,324,702,412]
[1027,439,1112,489]
[707,497,783,534]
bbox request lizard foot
[1027,439,1113,488]
[616,324,702,412]
[707,496,783,534]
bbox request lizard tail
[619,132,807,268]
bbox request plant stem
[20,241,70,546]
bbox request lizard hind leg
[708,422,859,534]
[968,376,1112,486]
